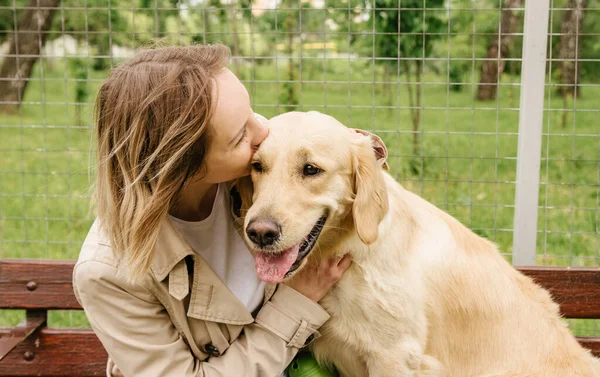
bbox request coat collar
[150,218,194,281]
[150,209,277,326]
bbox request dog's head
[237,111,389,283]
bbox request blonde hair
[94,44,230,280]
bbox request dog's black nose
[246,219,281,247]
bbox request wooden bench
[0,259,599,376]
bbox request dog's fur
[237,111,600,377]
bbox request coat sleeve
[73,259,330,377]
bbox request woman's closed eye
[235,127,248,147]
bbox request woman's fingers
[337,253,352,269]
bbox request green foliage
[372,0,445,63]
[327,0,445,67]
[69,58,89,103]
[0,0,15,44]
[254,1,325,47]
[68,58,89,125]
[140,0,180,38]
[50,0,129,71]
[280,81,298,111]
[3,0,598,84]
[449,63,463,92]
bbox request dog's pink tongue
[255,246,299,283]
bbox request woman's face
[202,69,269,184]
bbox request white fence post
[512,0,551,266]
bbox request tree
[558,0,587,98]
[141,0,180,39]
[204,0,243,75]
[0,0,61,113]
[48,0,129,71]
[367,0,445,156]
[254,0,317,111]
[69,58,89,126]
[477,0,523,101]
[280,0,298,111]
[326,0,445,158]
[57,0,178,72]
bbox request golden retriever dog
[235,111,600,377]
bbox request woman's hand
[284,253,352,302]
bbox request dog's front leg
[310,337,368,377]
[365,338,443,377]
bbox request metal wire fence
[0,0,598,334]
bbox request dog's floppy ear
[351,133,389,245]
[350,128,389,171]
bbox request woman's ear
[351,135,389,245]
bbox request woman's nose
[253,122,269,147]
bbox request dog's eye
[303,164,320,176]
[252,162,263,173]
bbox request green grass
[1,58,598,335]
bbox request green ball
[287,353,337,377]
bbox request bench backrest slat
[523,266,600,319]
[2,260,599,319]
[580,338,600,358]
[0,259,81,310]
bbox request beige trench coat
[73,184,330,377]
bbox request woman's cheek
[232,148,252,173]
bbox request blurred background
[0,0,598,334]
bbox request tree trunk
[229,5,241,76]
[282,1,297,112]
[202,5,211,43]
[284,26,296,112]
[477,0,523,101]
[413,61,422,157]
[0,0,61,113]
[383,64,393,111]
[559,0,586,98]
[402,59,421,157]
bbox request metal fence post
[512,0,551,266]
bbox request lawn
[1,57,598,335]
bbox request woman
[73,44,352,377]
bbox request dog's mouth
[254,215,328,283]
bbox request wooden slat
[1,260,599,318]
[577,337,600,358]
[0,327,596,375]
[517,266,600,319]
[0,259,81,310]
[0,328,107,376]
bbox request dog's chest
[315,264,423,352]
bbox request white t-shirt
[169,183,266,314]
